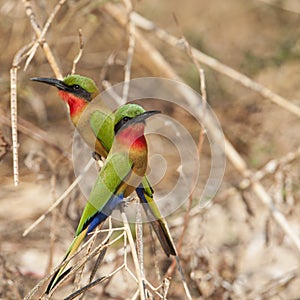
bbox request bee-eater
[31,75,176,257]
[46,105,159,293]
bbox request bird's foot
[122,197,132,207]
[92,151,101,161]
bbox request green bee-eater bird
[46,105,159,293]
[31,75,176,257]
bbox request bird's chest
[129,144,147,177]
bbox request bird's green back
[75,152,133,236]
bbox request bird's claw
[92,151,102,161]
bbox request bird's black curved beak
[31,77,68,91]
[131,110,161,124]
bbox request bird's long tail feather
[136,185,177,256]
[46,227,88,294]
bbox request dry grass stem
[71,29,84,75]
[122,0,136,104]
[24,0,67,71]
[120,204,146,300]
[10,67,19,186]
[22,0,63,79]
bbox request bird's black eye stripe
[67,84,92,101]
[114,116,132,134]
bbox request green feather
[75,152,133,236]
[114,104,145,125]
[90,110,114,151]
[63,74,99,98]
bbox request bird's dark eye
[73,84,80,90]
[114,116,132,134]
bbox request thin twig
[120,204,146,300]
[164,22,205,300]
[22,0,63,79]
[10,67,19,186]
[121,0,136,104]
[48,173,58,275]
[44,226,126,298]
[9,42,33,186]
[135,201,145,288]
[64,276,106,300]
[72,29,84,74]
[238,145,300,190]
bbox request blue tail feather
[87,194,124,234]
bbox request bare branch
[10,67,19,186]
[72,29,84,74]
[121,0,136,104]
[22,0,64,79]
[120,204,146,300]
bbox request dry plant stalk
[10,67,19,186]
[10,42,34,186]
[120,204,146,300]
[22,0,64,79]
[122,0,136,104]
[72,29,84,74]
[166,18,207,290]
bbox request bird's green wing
[75,152,133,236]
[90,110,114,151]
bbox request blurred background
[1,0,300,299]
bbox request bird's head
[31,74,99,102]
[114,104,160,136]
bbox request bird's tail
[46,227,88,294]
[137,180,177,257]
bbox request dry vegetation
[1,0,300,299]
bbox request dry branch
[71,29,84,74]
[122,0,136,104]
[22,0,64,79]
[120,204,146,300]
[10,67,19,186]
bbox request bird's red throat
[58,90,87,118]
[118,123,147,151]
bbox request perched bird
[46,104,159,293]
[31,75,176,257]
